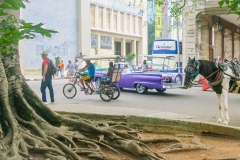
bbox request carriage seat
[100,69,123,85]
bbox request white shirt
[74,62,80,70]
[122,68,131,74]
[141,63,148,72]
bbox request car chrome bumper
[163,83,181,89]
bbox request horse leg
[222,89,229,125]
[216,94,223,124]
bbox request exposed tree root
[161,137,212,153]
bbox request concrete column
[103,6,106,30]
[213,25,222,59]
[95,5,98,28]
[117,10,120,32]
[132,40,136,54]
[224,29,232,60]
[130,14,132,34]
[123,13,126,33]
[135,15,138,35]
[110,9,113,31]
[234,33,240,60]
[182,10,197,75]
[130,40,136,65]
[121,39,126,57]
[78,0,91,55]
[199,21,209,60]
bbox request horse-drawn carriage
[63,55,123,102]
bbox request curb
[57,112,240,139]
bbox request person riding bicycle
[79,60,95,94]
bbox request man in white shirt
[74,59,80,72]
[141,60,148,72]
[122,65,131,74]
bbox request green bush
[126,52,135,63]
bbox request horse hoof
[223,121,228,125]
[217,119,223,124]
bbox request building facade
[20,0,148,76]
[89,0,148,67]
[182,0,240,69]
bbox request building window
[100,36,112,49]
[126,42,131,55]
[158,17,160,25]
[91,34,98,48]
[114,42,121,55]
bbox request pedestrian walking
[56,61,61,77]
[141,60,148,72]
[59,60,64,77]
[40,52,55,105]
[74,59,80,72]
[65,60,74,82]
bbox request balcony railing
[90,0,143,16]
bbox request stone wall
[21,0,78,76]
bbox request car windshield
[114,63,136,71]
[150,56,177,70]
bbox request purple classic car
[93,62,182,94]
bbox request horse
[184,57,240,125]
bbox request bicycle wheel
[63,83,77,99]
[99,86,114,102]
[111,85,121,100]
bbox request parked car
[93,62,182,94]
[117,72,182,94]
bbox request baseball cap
[41,52,48,55]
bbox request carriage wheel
[111,85,121,100]
[99,86,114,102]
[63,83,77,99]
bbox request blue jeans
[56,68,61,77]
[41,75,54,103]
[60,69,64,77]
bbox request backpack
[47,59,58,76]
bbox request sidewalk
[49,103,194,121]
[24,76,68,81]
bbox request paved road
[27,79,240,127]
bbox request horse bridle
[185,60,199,78]
[185,60,222,86]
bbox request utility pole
[176,17,180,73]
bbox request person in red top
[59,60,65,77]
[41,52,55,105]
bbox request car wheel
[95,78,101,89]
[156,89,166,93]
[136,84,148,94]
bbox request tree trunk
[0,50,171,159]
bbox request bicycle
[63,72,115,102]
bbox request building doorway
[114,42,121,55]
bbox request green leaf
[0,9,7,16]
[3,0,26,9]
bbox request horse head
[184,57,199,88]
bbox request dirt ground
[32,132,240,160]
[104,133,240,160]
